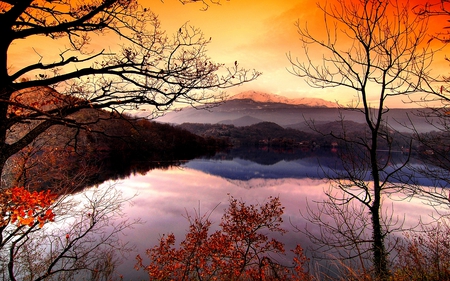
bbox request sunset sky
[145,0,450,108]
[149,0,343,102]
[9,0,450,108]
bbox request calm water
[85,152,444,279]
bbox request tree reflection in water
[93,153,443,279]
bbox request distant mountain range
[229,91,336,107]
[155,91,436,133]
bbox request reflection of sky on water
[103,162,445,279]
[113,167,328,279]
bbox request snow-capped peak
[229,91,336,108]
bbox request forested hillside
[5,101,222,192]
[176,121,413,152]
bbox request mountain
[155,91,437,133]
[229,91,336,108]
[156,91,341,126]
[218,115,264,126]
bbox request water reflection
[105,157,442,279]
[184,150,447,187]
[113,167,327,279]
[183,157,331,181]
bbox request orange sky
[9,0,450,108]
[144,0,450,108]
[146,0,326,100]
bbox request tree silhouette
[0,1,259,279]
[288,0,437,279]
[0,184,137,281]
[398,0,450,220]
[0,0,260,186]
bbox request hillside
[177,121,346,149]
[5,87,222,191]
[177,115,425,154]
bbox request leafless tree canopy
[0,1,259,278]
[0,184,139,281]
[0,0,260,185]
[289,0,440,279]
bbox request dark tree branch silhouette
[400,0,450,214]
[0,0,260,279]
[0,0,260,185]
[288,0,437,279]
[0,184,139,281]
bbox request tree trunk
[371,202,388,280]
[370,132,389,280]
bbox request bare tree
[301,186,376,279]
[413,0,450,43]
[288,0,437,278]
[0,183,138,281]
[0,0,260,185]
[396,0,450,211]
[0,0,260,279]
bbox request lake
[82,149,445,279]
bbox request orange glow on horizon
[8,0,450,108]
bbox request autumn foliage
[391,220,450,281]
[135,195,311,280]
[0,187,56,228]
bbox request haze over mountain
[229,91,337,108]
[156,91,436,133]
